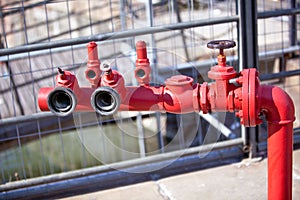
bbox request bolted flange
[239,68,262,126]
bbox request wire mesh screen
[0,0,240,184]
[0,0,299,194]
[256,0,300,149]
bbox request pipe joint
[199,82,210,113]
[163,75,196,113]
[56,69,79,90]
[100,64,127,100]
[258,86,295,200]
[259,85,295,125]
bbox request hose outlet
[47,87,77,117]
[91,87,120,115]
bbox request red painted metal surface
[85,41,101,88]
[259,85,295,200]
[135,41,151,85]
[38,40,295,200]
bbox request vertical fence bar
[137,113,146,157]
[119,0,127,31]
[289,0,297,47]
[145,0,164,152]
[238,0,259,158]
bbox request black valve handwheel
[207,40,236,50]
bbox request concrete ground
[61,149,300,200]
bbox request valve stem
[219,48,224,56]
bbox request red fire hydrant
[38,40,295,200]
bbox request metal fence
[0,0,299,198]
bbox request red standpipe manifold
[38,40,295,200]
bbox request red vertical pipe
[268,123,293,200]
[259,85,295,200]
[86,41,101,88]
[136,41,148,60]
[87,41,99,61]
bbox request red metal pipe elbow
[259,85,295,200]
[259,85,295,125]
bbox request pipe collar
[47,87,77,117]
[91,87,120,115]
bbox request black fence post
[238,0,259,158]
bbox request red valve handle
[207,40,236,68]
[207,40,236,50]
